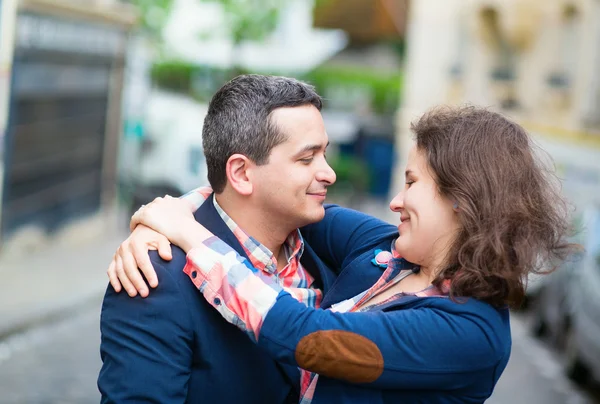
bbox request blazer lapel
[299,242,337,295]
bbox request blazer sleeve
[257,294,503,390]
[300,205,398,271]
[98,259,194,403]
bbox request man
[98,75,384,403]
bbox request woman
[109,106,574,403]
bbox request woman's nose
[389,191,404,212]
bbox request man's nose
[317,159,336,185]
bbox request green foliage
[199,0,285,44]
[150,60,404,117]
[150,61,241,100]
[314,0,332,7]
[303,65,402,115]
[127,0,175,38]
[128,0,286,52]
[327,154,371,194]
[150,61,195,94]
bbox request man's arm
[98,258,193,403]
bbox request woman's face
[390,145,460,269]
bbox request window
[545,4,579,110]
[583,2,600,129]
[479,7,519,109]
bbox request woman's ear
[225,154,253,196]
[452,202,459,212]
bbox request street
[488,312,599,404]
[0,299,103,404]
[0,300,598,403]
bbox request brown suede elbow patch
[295,330,384,383]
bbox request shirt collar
[212,197,304,274]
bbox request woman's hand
[130,195,197,247]
[107,224,172,297]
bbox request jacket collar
[193,193,251,262]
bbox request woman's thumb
[157,236,173,260]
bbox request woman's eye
[406,180,415,187]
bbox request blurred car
[563,206,600,385]
[531,205,600,386]
[522,265,552,310]
[529,253,582,346]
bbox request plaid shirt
[181,187,323,309]
[182,219,450,403]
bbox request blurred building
[311,0,408,200]
[312,0,407,107]
[314,0,408,44]
[394,0,600,216]
[0,0,136,251]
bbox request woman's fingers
[115,254,138,298]
[157,235,173,261]
[107,255,122,293]
[121,243,149,297]
[132,240,160,289]
[110,218,175,297]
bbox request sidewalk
[0,226,128,340]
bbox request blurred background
[0,0,599,402]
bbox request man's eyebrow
[294,142,329,157]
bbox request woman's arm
[125,202,505,388]
[300,205,398,271]
[109,190,397,294]
[184,232,504,390]
[107,186,213,297]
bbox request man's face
[251,104,336,229]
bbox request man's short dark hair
[202,74,323,193]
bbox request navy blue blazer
[98,196,384,403]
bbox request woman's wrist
[177,220,213,252]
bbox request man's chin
[311,206,326,222]
[298,207,326,227]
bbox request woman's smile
[398,214,410,231]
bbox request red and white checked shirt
[181,187,323,309]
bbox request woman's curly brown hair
[413,106,578,308]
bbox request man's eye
[300,157,314,164]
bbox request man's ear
[225,154,254,196]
